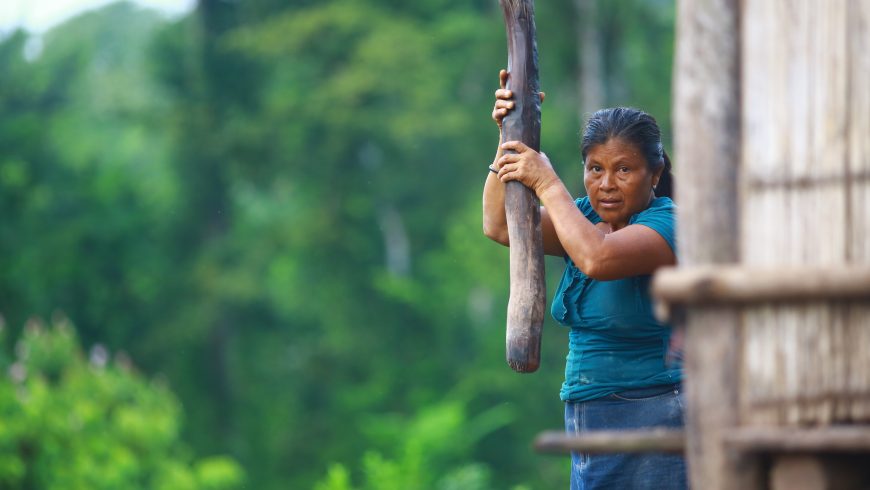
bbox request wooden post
[672,0,760,487]
[499,0,546,373]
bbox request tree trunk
[575,0,604,122]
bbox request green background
[0,1,675,487]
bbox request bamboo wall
[738,0,870,427]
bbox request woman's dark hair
[580,107,673,199]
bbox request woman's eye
[618,166,630,173]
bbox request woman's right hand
[491,69,545,129]
[492,69,514,129]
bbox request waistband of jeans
[614,383,680,398]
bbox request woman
[483,70,686,490]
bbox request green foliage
[0,318,244,490]
[313,401,512,490]
[0,0,675,488]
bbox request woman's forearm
[538,183,607,274]
[483,136,510,244]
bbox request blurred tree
[0,0,675,488]
[575,0,605,121]
[0,316,244,490]
[0,2,178,348]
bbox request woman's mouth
[598,198,622,209]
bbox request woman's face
[583,138,661,230]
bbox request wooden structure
[535,1,870,488]
[499,0,546,373]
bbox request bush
[0,316,245,490]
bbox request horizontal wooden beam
[746,169,870,190]
[534,429,685,454]
[724,426,870,453]
[652,265,870,305]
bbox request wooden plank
[847,304,870,421]
[499,0,546,373]
[534,429,685,454]
[653,265,870,304]
[770,455,870,490]
[770,456,829,490]
[725,426,870,452]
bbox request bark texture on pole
[499,0,545,373]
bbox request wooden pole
[535,429,686,454]
[499,0,546,373]
[672,0,760,487]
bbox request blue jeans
[564,384,688,490]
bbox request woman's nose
[600,172,616,190]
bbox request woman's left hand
[495,141,561,197]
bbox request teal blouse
[552,196,681,402]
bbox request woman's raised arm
[482,70,564,256]
[495,140,675,280]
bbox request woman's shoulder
[632,197,677,251]
[646,196,676,212]
[633,196,676,220]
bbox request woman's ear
[652,163,665,188]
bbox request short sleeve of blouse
[564,197,603,264]
[575,196,602,224]
[632,197,677,253]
